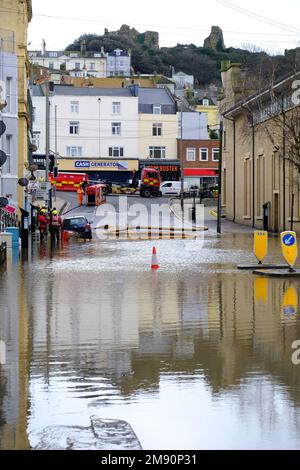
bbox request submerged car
[62,216,92,240]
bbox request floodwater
[0,232,300,450]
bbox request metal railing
[0,208,18,232]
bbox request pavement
[170,198,255,235]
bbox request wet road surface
[0,197,300,450]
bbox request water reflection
[0,235,300,449]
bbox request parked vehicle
[140,168,161,198]
[62,216,92,240]
[159,181,189,197]
[49,172,88,192]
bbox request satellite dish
[0,197,8,208]
[0,150,7,167]
[0,121,6,137]
[18,178,29,187]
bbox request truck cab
[140,168,161,198]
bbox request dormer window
[203,98,210,106]
[153,104,161,115]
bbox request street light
[98,98,101,158]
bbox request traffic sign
[254,231,268,264]
[281,231,298,268]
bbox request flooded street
[1,229,300,450]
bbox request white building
[32,84,139,183]
[29,49,107,78]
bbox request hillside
[66,25,298,87]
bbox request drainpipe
[224,115,236,222]
[252,122,255,228]
[282,98,286,232]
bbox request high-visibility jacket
[51,215,62,227]
[38,214,48,229]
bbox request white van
[160,181,188,196]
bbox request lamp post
[98,98,101,158]
[180,106,184,212]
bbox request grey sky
[28,0,300,53]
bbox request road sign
[254,231,268,264]
[281,231,298,268]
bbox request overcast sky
[28,0,300,54]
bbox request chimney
[41,39,46,56]
[81,40,87,57]
[101,46,105,55]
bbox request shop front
[184,168,219,190]
[139,160,181,182]
[56,158,139,184]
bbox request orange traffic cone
[151,247,159,270]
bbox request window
[202,98,209,106]
[89,63,95,70]
[119,59,124,67]
[32,107,36,122]
[112,101,121,114]
[5,77,12,113]
[75,62,81,70]
[3,135,12,173]
[32,131,40,150]
[66,146,82,157]
[200,148,208,161]
[112,122,121,135]
[49,52,58,57]
[48,62,54,69]
[212,148,219,161]
[152,123,162,136]
[69,121,79,135]
[186,148,196,162]
[109,147,124,157]
[149,147,166,159]
[71,101,79,113]
[153,104,162,115]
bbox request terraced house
[220,61,300,233]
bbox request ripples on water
[0,234,300,449]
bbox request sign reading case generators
[281,231,298,269]
[75,161,129,171]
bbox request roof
[32,84,134,97]
[223,69,300,118]
[138,88,175,105]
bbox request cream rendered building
[0,0,32,211]
[220,61,300,233]
[138,87,178,161]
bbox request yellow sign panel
[254,231,268,264]
[254,278,268,304]
[281,231,298,268]
[281,286,298,319]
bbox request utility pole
[98,98,101,158]
[45,81,51,210]
[54,104,58,202]
[180,106,184,212]
[217,121,223,234]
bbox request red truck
[140,168,161,198]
